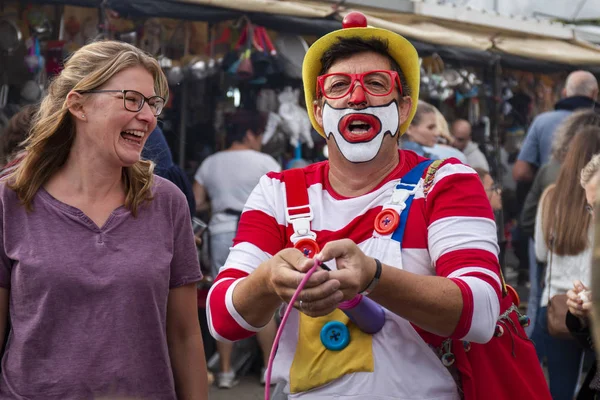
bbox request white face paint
[322,100,399,163]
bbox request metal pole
[178,82,188,169]
[490,55,505,273]
[178,23,191,169]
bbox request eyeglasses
[316,70,402,100]
[486,184,502,195]
[77,89,165,117]
[586,203,595,216]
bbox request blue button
[320,321,350,351]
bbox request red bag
[454,295,551,400]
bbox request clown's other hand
[262,248,343,317]
[316,239,376,301]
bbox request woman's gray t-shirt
[0,176,202,399]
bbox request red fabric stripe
[311,207,383,249]
[435,249,500,279]
[449,277,474,339]
[402,198,428,248]
[412,324,445,348]
[460,271,502,300]
[236,208,384,255]
[209,269,254,341]
[425,168,494,224]
[215,268,249,282]
[283,168,310,213]
[233,210,287,255]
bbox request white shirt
[194,149,281,234]
[534,194,592,307]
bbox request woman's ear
[66,91,86,121]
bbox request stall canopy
[172,0,600,71]
[27,0,600,72]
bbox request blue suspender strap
[390,160,435,244]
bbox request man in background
[451,119,490,171]
[513,70,599,183]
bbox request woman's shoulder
[152,175,186,199]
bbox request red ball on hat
[342,12,368,29]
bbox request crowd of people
[0,10,598,400]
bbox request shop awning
[25,0,600,72]
[493,35,600,66]
[172,0,335,19]
[174,1,600,68]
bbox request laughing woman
[0,41,208,399]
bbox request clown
[207,12,550,400]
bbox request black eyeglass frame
[76,89,165,117]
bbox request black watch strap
[360,258,382,296]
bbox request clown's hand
[264,248,343,317]
[316,239,377,301]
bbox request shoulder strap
[391,159,436,244]
[282,168,315,243]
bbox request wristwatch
[360,258,382,296]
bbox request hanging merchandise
[419,55,453,102]
[278,86,314,149]
[222,19,253,80]
[63,15,82,53]
[274,34,308,80]
[45,40,65,77]
[141,18,162,56]
[256,88,278,113]
[0,16,23,55]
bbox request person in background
[0,104,37,178]
[401,100,439,157]
[142,125,195,218]
[451,119,490,171]
[193,109,280,389]
[427,106,467,163]
[474,167,505,271]
[566,154,600,400]
[520,110,600,335]
[534,127,600,400]
[435,108,456,146]
[513,70,599,183]
[0,41,208,399]
[474,168,502,212]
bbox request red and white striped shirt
[207,150,501,399]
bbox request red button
[295,238,320,258]
[506,284,520,307]
[374,209,400,235]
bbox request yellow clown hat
[302,12,420,137]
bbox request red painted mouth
[338,114,381,143]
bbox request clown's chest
[284,161,437,277]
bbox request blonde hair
[581,154,600,188]
[551,109,600,163]
[410,100,436,126]
[542,127,600,255]
[9,41,168,216]
[433,107,454,145]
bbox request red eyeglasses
[316,70,402,100]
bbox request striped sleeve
[425,159,501,343]
[206,174,287,342]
